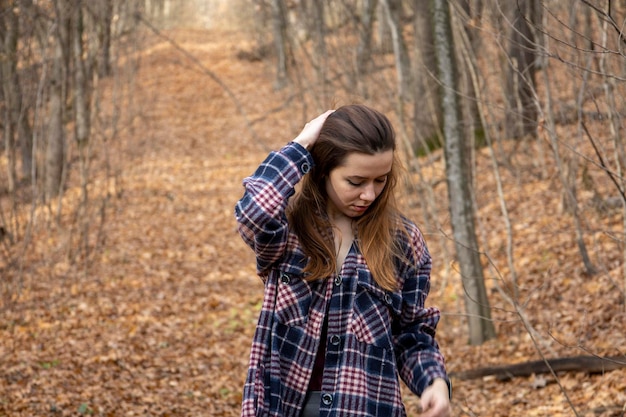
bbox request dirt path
[91,28,277,415]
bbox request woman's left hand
[419,378,451,417]
[292,109,334,149]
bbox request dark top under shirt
[307,310,329,391]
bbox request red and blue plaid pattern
[235,143,449,417]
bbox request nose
[360,183,376,202]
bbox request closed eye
[348,177,387,186]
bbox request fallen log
[449,355,626,381]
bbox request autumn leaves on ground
[1,28,625,417]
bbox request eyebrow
[347,173,390,180]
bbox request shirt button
[301,162,311,174]
[334,276,342,286]
[280,273,291,284]
[330,334,340,345]
[321,393,333,406]
[384,293,392,305]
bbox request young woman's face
[325,150,394,219]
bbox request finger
[419,402,451,417]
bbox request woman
[235,104,451,417]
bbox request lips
[351,205,369,213]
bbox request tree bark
[376,1,393,54]
[412,0,440,152]
[505,0,540,139]
[356,0,377,98]
[1,1,19,192]
[456,0,483,147]
[431,0,495,345]
[72,2,90,147]
[95,0,113,77]
[270,0,288,90]
[1,1,34,187]
[17,0,35,181]
[46,44,66,199]
[381,0,412,100]
[311,0,327,103]
[46,0,69,199]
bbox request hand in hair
[293,110,334,149]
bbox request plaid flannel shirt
[235,142,449,417]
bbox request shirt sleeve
[234,142,313,276]
[393,222,451,398]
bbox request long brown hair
[287,104,405,291]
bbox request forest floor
[1,28,625,417]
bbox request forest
[0,0,625,416]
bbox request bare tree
[356,0,378,98]
[432,0,495,345]
[1,0,143,298]
[310,0,328,103]
[454,0,484,148]
[271,0,289,90]
[504,0,540,139]
[381,0,412,101]
[411,0,441,153]
[1,1,20,193]
[93,0,114,77]
[1,1,34,189]
[46,0,69,200]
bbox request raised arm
[234,110,334,276]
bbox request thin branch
[581,119,626,203]
[579,0,626,46]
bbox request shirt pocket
[350,268,402,349]
[272,264,311,327]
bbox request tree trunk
[431,0,495,345]
[96,0,113,77]
[72,2,90,147]
[456,0,484,147]
[1,1,19,193]
[311,0,327,103]
[356,0,377,98]
[595,8,626,308]
[381,0,412,100]
[46,44,65,199]
[270,0,288,90]
[505,0,539,139]
[72,0,95,265]
[0,1,34,186]
[376,1,393,54]
[46,0,69,199]
[412,0,441,153]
